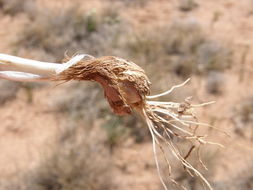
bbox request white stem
[0,54,60,76]
[0,53,89,81]
[0,71,48,82]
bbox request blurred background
[0,0,253,189]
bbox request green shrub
[17,3,124,61]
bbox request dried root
[142,95,219,190]
[54,55,222,190]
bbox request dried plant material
[54,55,220,190]
[0,53,221,190]
[54,56,150,115]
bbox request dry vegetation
[4,124,112,190]
[0,81,20,105]
[1,0,253,190]
[16,3,125,61]
[233,95,253,140]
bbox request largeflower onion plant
[0,53,222,190]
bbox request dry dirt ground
[1,0,253,190]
